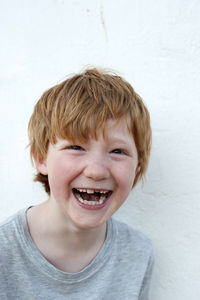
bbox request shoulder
[108,218,154,295]
[112,218,153,259]
[0,209,26,253]
[0,212,19,236]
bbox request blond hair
[28,68,151,194]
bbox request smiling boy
[0,68,153,299]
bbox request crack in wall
[100,5,108,43]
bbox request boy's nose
[83,159,110,181]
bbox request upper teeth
[76,188,108,194]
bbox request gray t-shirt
[0,208,153,300]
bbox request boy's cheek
[116,161,137,178]
[48,162,78,185]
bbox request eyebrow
[107,137,132,145]
[56,137,133,147]
[55,139,70,147]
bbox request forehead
[102,118,131,137]
[53,114,134,145]
[62,118,133,144]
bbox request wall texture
[1,0,200,299]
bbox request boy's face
[36,118,139,230]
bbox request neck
[26,200,107,272]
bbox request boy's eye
[66,145,84,151]
[111,149,126,155]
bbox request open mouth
[72,188,112,206]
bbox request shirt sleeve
[139,254,154,300]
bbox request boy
[0,68,153,299]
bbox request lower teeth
[75,193,106,205]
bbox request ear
[33,153,48,175]
[136,162,141,175]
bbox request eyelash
[111,149,127,155]
[64,146,127,155]
[65,145,84,151]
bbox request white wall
[1,0,200,299]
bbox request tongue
[80,192,101,201]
